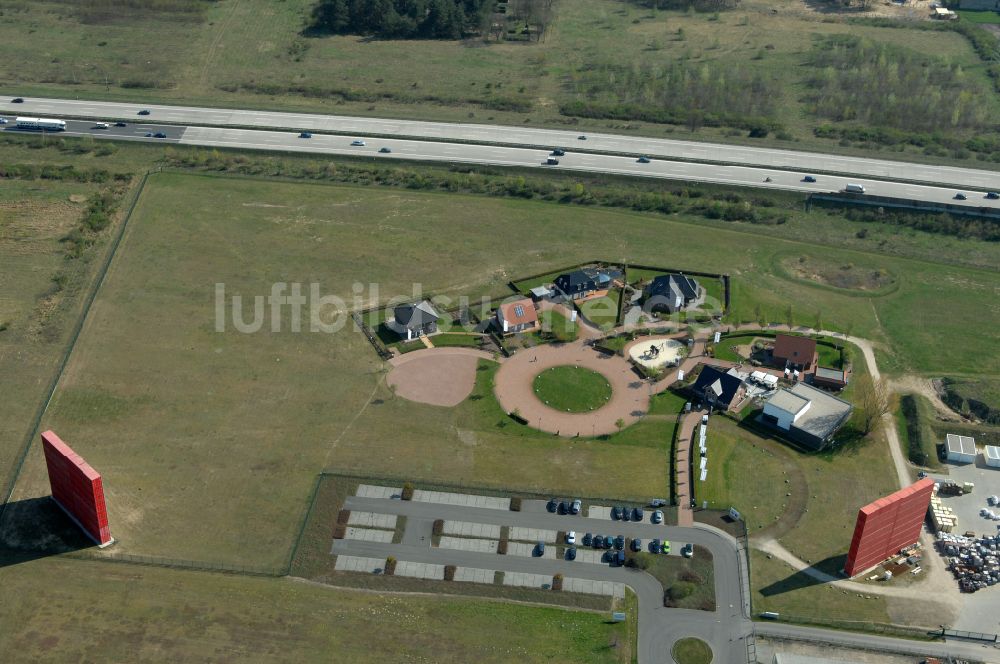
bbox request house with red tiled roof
[496,298,539,336]
[772,334,818,372]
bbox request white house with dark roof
[387,301,440,341]
[760,382,852,450]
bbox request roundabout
[532,365,613,413]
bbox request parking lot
[932,459,1000,536]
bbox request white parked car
[652,510,664,524]
[566,531,576,545]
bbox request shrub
[401,482,415,501]
[669,581,695,602]
[385,556,396,575]
[552,573,563,591]
[432,519,444,536]
[509,497,522,512]
[444,565,456,581]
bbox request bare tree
[855,372,889,435]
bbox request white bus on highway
[15,117,66,131]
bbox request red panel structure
[40,430,112,547]
[844,477,933,577]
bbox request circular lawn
[671,638,713,664]
[532,365,612,413]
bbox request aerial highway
[3,95,1000,191]
[3,115,1000,212]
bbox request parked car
[615,550,626,566]
[650,499,668,508]
[632,507,644,522]
[621,508,631,522]
[379,147,392,153]
[114,121,127,127]
[566,547,577,561]
[987,192,1000,200]
[611,506,622,520]
[351,139,366,146]
[637,156,651,164]
[534,541,545,557]
[681,543,693,558]
[582,532,593,547]
[661,540,671,554]
[571,499,582,515]
[702,414,709,424]
[955,192,967,200]
[154,132,167,138]
[547,499,558,513]
[651,510,664,524]
[566,531,576,545]
[630,538,642,552]
[650,538,661,553]
[137,109,150,115]
[614,535,625,550]
[802,175,817,183]
[12,97,24,103]
[299,131,312,138]
[593,535,604,549]
[558,501,569,515]
[603,536,613,550]
[551,148,565,156]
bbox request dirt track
[386,347,495,407]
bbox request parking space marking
[507,542,556,559]
[333,555,385,573]
[438,536,499,553]
[454,567,496,584]
[347,511,398,529]
[509,527,557,543]
[442,520,502,539]
[412,490,510,510]
[572,549,607,565]
[344,527,394,543]
[588,505,612,520]
[356,484,401,499]
[503,572,551,589]
[394,560,445,580]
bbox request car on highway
[299,131,312,138]
[650,538,661,553]
[630,537,642,552]
[351,139,366,146]
[379,147,392,153]
[614,535,625,550]
[632,507,644,521]
[12,97,24,103]
[802,175,817,183]
[545,157,559,165]
[611,506,622,520]
[566,531,576,545]
[681,543,694,558]
[551,148,565,156]
[661,540,671,554]
[651,510,663,524]
[637,156,651,163]
[582,533,593,547]
[138,109,150,115]
[144,132,153,137]
[114,122,127,127]
[565,547,577,561]
[154,132,167,138]
[955,192,967,200]
[534,541,545,557]
[578,135,587,140]
[570,499,581,515]
[0,118,7,124]
[547,498,558,513]
[94,122,109,129]
[988,192,1000,200]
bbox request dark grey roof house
[689,366,746,411]
[553,268,620,300]
[643,273,700,313]
[387,301,440,341]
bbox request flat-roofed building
[760,382,853,450]
[945,433,977,464]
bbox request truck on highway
[844,183,866,194]
[15,117,66,131]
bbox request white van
[845,183,866,194]
[94,122,109,129]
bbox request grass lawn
[711,333,760,363]
[816,342,844,370]
[750,549,890,627]
[648,390,689,417]
[537,308,579,343]
[896,393,943,471]
[430,332,483,348]
[957,9,1000,23]
[632,546,716,611]
[579,290,621,330]
[533,366,614,413]
[0,556,630,663]
[672,637,713,664]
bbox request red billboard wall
[844,477,934,577]
[41,430,112,547]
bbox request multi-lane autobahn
[3,96,1000,210]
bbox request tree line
[309,0,493,39]
[621,0,739,11]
